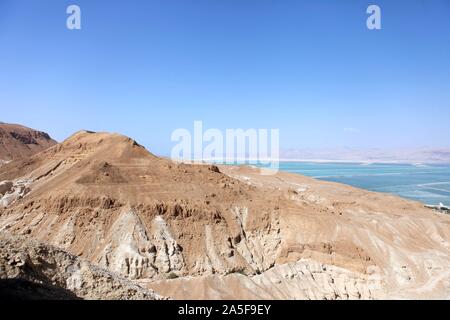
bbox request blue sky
[1,0,450,155]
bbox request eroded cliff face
[147,259,385,300]
[0,200,282,282]
[1,130,450,299]
[0,131,282,282]
[96,211,186,279]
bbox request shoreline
[218,161,450,208]
[167,156,450,166]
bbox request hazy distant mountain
[280,147,450,163]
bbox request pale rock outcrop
[152,215,185,275]
[147,259,385,300]
[0,231,165,300]
[0,179,31,208]
[98,210,156,279]
[97,211,185,280]
[231,206,281,273]
[249,259,386,300]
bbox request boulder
[0,181,13,196]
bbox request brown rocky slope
[1,130,450,299]
[0,122,57,162]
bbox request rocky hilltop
[0,122,57,161]
[1,130,450,299]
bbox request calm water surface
[277,162,450,206]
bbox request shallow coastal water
[277,162,450,206]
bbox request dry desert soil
[1,126,450,299]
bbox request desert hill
[1,130,450,299]
[0,122,57,162]
[0,231,163,300]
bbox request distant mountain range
[280,147,450,164]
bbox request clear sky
[1,0,450,155]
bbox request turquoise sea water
[277,162,450,206]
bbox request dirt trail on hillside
[1,130,450,299]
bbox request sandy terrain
[1,130,450,299]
